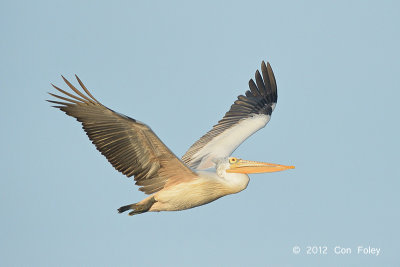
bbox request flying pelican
[48,61,294,215]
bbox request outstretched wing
[48,76,197,194]
[182,61,277,170]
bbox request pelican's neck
[223,172,250,193]
[195,167,250,194]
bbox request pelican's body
[144,164,250,212]
[48,61,294,215]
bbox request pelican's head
[225,157,294,174]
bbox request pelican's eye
[229,157,237,164]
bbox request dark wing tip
[267,62,277,101]
[261,60,269,73]
[49,75,103,107]
[246,60,277,102]
[248,79,260,97]
[74,74,100,104]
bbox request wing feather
[182,61,278,169]
[48,76,197,194]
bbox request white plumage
[48,60,294,215]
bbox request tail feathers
[117,196,156,216]
[118,204,134,214]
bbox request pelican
[48,61,294,215]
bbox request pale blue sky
[1,0,399,266]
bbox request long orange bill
[226,159,295,174]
